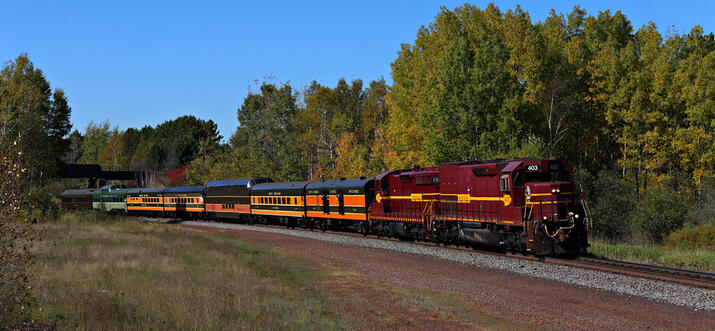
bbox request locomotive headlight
[551,188,557,194]
[575,214,579,219]
[556,188,560,193]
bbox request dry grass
[26,213,531,329]
[587,238,715,273]
[28,215,341,329]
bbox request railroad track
[143,216,715,290]
[560,257,715,290]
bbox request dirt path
[181,224,715,330]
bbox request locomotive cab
[519,160,588,255]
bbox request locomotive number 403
[526,164,540,172]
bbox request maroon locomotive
[369,158,588,255]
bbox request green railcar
[92,185,128,214]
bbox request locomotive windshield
[524,170,571,182]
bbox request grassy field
[587,239,715,273]
[24,212,526,329]
[28,213,341,329]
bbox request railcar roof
[95,188,128,195]
[305,177,373,191]
[252,181,313,191]
[442,157,542,166]
[61,189,95,196]
[206,178,272,188]
[163,186,205,193]
[127,187,166,194]
[206,178,251,188]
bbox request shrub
[578,169,638,241]
[632,185,691,244]
[18,186,61,222]
[664,222,715,250]
[0,138,35,324]
[689,177,715,225]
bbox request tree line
[66,115,221,171]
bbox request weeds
[28,216,342,329]
[587,238,715,272]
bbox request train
[61,158,590,255]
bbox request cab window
[499,175,510,193]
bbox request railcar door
[337,191,345,215]
[322,193,330,214]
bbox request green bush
[664,222,715,249]
[17,186,61,222]
[576,169,638,241]
[632,185,690,244]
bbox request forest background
[2,3,713,246]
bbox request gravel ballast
[158,219,715,311]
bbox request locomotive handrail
[544,216,576,238]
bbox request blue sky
[1,0,712,140]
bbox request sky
[1,0,712,141]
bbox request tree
[152,115,222,169]
[97,128,130,170]
[79,120,111,164]
[231,82,303,180]
[65,129,84,164]
[334,133,369,178]
[0,54,71,182]
[0,126,32,324]
[184,137,232,185]
[387,4,541,167]
[299,78,387,179]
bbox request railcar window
[399,175,411,183]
